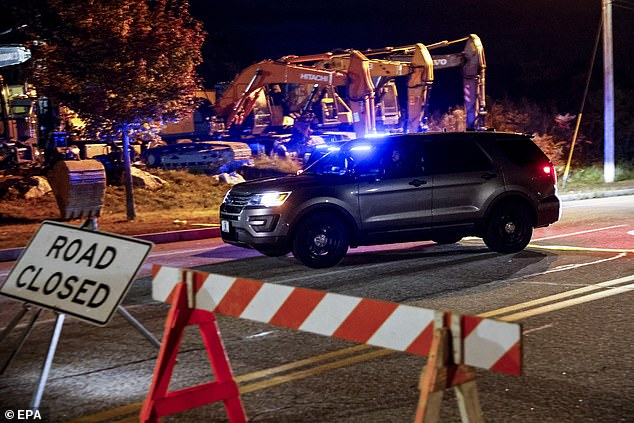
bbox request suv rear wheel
[292,212,349,268]
[483,203,533,253]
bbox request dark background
[191,0,634,112]
[1,1,632,113]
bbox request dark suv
[220,132,560,268]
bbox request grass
[558,163,634,192]
[0,169,236,249]
[104,169,230,213]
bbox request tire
[483,203,533,253]
[292,212,349,268]
[432,234,463,245]
[256,247,291,257]
[146,152,162,167]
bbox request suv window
[378,139,425,179]
[304,143,380,176]
[426,139,492,174]
[493,137,546,167]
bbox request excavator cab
[374,80,400,131]
[250,88,273,135]
[318,87,353,128]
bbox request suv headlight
[247,191,291,207]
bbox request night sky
[190,0,633,111]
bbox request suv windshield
[303,144,382,176]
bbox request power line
[613,3,634,11]
[561,14,603,188]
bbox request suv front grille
[222,192,250,216]
[225,192,250,207]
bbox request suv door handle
[409,178,428,187]
[481,172,497,180]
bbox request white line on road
[533,224,626,241]
[523,324,554,334]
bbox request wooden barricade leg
[140,282,247,423]
[414,328,483,423]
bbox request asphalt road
[0,195,632,422]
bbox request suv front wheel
[483,203,533,253]
[292,212,349,268]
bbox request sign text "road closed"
[0,221,153,326]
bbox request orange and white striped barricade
[146,265,522,422]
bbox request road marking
[532,224,626,241]
[235,344,371,384]
[239,349,394,394]
[509,253,626,281]
[523,324,554,334]
[245,330,277,339]
[498,282,634,321]
[479,274,634,318]
[70,270,634,423]
[272,248,495,286]
[64,345,373,423]
[528,244,634,253]
[227,275,634,397]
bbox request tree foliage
[19,0,205,137]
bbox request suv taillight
[543,164,557,185]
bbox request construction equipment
[364,34,487,130]
[213,51,379,158]
[47,159,107,220]
[0,76,42,166]
[214,59,354,136]
[1,45,107,221]
[214,34,486,151]
[142,140,252,173]
[212,47,430,154]
[0,45,31,68]
[288,42,435,133]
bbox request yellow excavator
[215,45,434,137]
[363,34,487,130]
[214,34,485,147]
[284,42,434,134]
[1,46,106,221]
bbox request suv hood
[231,174,341,195]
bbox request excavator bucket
[47,159,107,220]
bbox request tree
[19,0,205,219]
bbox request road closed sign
[0,221,153,326]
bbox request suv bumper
[219,207,291,249]
[536,194,561,227]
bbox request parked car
[219,131,561,268]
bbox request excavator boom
[386,34,487,129]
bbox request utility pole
[602,0,615,183]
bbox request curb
[135,227,220,244]
[0,227,220,263]
[1,189,632,263]
[557,188,634,202]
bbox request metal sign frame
[0,218,158,410]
